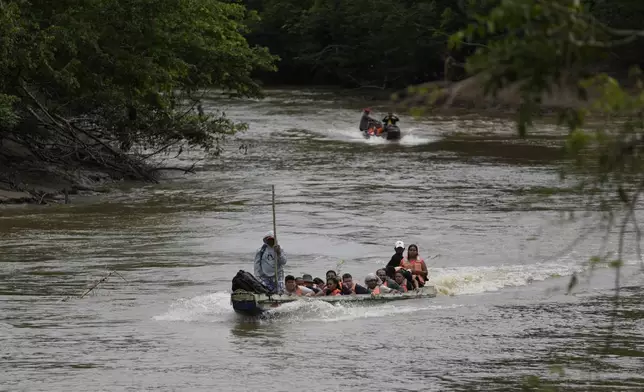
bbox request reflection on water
[1,88,643,391]
[229,321,286,348]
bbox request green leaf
[609,259,623,268]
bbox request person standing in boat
[254,231,287,293]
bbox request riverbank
[0,138,132,205]
[393,71,643,117]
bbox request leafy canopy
[0,0,277,153]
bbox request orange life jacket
[327,288,341,296]
[287,287,302,296]
[399,282,408,293]
[408,258,426,283]
[371,286,381,295]
[399,258,411,269]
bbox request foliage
[447,0,644,239]
[439,1,644,380]
[241,0,644,88]
[242,0,474,87]
[432,2,644,387]
[0,0,277,181]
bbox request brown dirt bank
[391,72,640,117]
[1,138,127,205]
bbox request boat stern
[231,290,282,316]
[231,290,264,316]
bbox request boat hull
[362,126,401,141]
[231,285,437,316]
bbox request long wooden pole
[272,185,279,291]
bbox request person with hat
[301,273,322,294]
[254,230,287,293]
[387,240,406,268]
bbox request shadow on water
[425,134,565,165]
[229,318,286,349]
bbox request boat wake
[152,290,461,324]
[269,126,440,147]
[153,255,621,324]
[152,250,644,324]
[314,126,440,146]
[266,299,462,323]
[153,291,236,323]
[428,261,579,296]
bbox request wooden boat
[230,285,438,316]
[362,124,402,141]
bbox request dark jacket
[387,253,404,268]
[307,285,321,294]
[341,283,371,295]
[382,278,402,291]
[359,113,378,131]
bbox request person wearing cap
[254,230,287,293]
[302,274,322,294]
[387,240,406,268]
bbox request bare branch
[141,140,181,159]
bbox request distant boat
[362,124,402,141]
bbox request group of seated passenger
[282,241,429,297]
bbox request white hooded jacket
[254,231,287,282]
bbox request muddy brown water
[1,88,643,391]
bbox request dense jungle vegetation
[242,0,644,88]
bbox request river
[1,88,643,391]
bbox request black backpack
[231,269,274,295]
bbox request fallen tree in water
[0,0,277,203]
[60,270,127,302]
